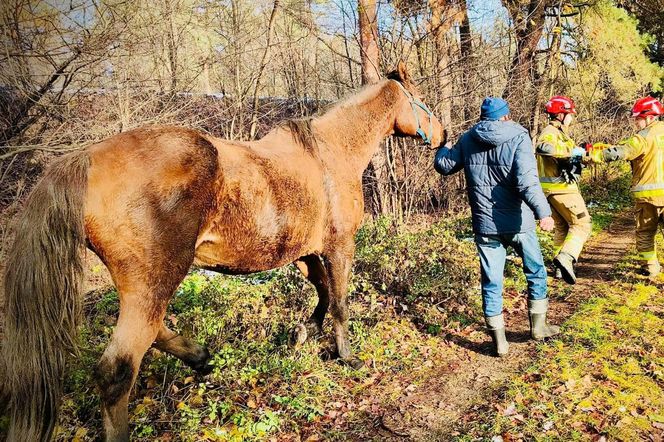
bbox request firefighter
[535,96,592,284]
[592,96,664,278]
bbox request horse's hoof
[289,323,308,348]
[304,321,323,339]
[339,356,364,370]
[189,348,214,376]
[194,363,214,376]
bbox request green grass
[489,282,662,441]
[459,267,664,441]
[580,162,633,235]
[454,166,664,441]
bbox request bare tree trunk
[165,0,179,94]
[429,0,456,129]
[406,17,427,78]
[249,0,280,139]
[502,0,550,126]
[358,0,380,84]
[359,0,389,216]
[458,0,474,124]
[340,1,355,85]
[200,59,212,95]
[530,5,562,138]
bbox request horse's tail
[2,151,90,441]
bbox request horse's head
[387,62,446,148]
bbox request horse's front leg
[324,241,363,369]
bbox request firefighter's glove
[561,158,584,184]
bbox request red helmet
[545,95,576,115]
[631,96,664,117]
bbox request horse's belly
[193,191,324,273]
[193,227,319,273]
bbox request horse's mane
[281,118,318,152]
[279,78,403,153]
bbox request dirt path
[370,212,635,441]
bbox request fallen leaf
[72,427,88,442]
[503,402,517,416]
[146,376,159,389]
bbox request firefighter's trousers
[547,192,592,261]
[635,201,664,265]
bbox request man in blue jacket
[434,97,560,357]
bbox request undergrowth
[39,217,481,441]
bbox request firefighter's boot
[553,252,576,285]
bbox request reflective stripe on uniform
[540,176,565,183]
[540,180,578,192]
[632,183,664,198]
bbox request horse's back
[82,125,328,277]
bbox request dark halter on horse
[393,80,435,145]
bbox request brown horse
[1,62,444,441]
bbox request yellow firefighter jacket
[601,120,664,207]
[535,120,578,195]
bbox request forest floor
[364,211,663,441]
[1,192,663,441]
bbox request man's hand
[539,216,555,232]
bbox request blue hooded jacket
[434,120,551,235]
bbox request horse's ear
[397,61,410,83]
[386,61,411,84]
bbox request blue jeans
[475,230,547,317]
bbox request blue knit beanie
[480,97,510,121]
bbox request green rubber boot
[528,299,560,340]
[485,314,509,357]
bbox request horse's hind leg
[95,265,191,441]
[154,324,213,375]
[95,290,165,441]
[291,254,330,345]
